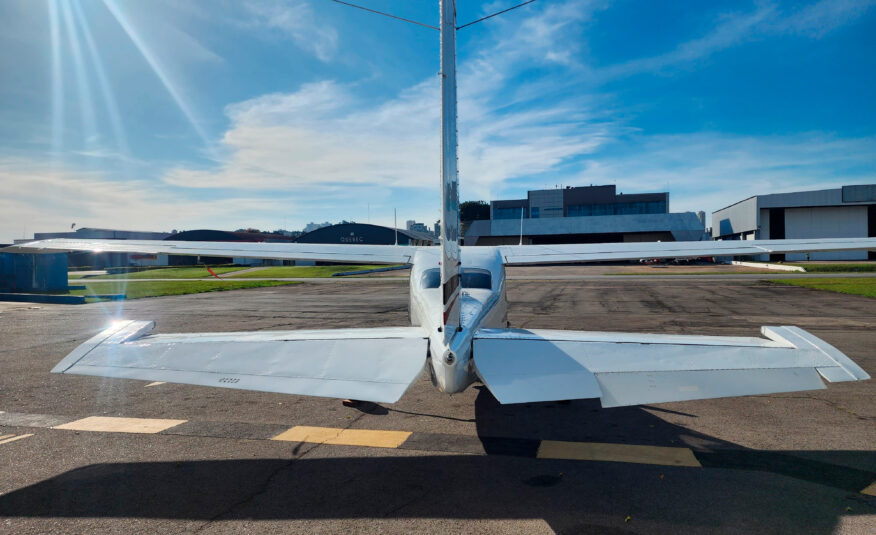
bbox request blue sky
[1,0,874,242]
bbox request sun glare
[45,0,209,158]
[100,0,211,145]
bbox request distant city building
[466,185,704,246]
[303,221,332,233]
[490,185,668,220]
[434,220,441,237]
[712,184,876,261]
[406,220,433,236]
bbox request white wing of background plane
[473,327,869,406]
[53,321,429,403]
[3,239,421,265]
[497,237,876,264]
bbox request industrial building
[296,223,435,246]
[27,227,172,268]
[467,185,706,245]
[168,229,297,266]
[712,184,876,261]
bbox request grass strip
[606,271,774,276]
[788,263,876,273]
[70,280,301,300]
[75,266,248,280]
[771,277,876,298]
[228,265,402,278]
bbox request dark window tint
[461,269,491,289]
[422,268,492,290]
[421,269,441,289]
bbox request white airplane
[4,0,873,407]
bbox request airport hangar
[712,184,876,261]
[167,225,435,266]
[464,185,707,246]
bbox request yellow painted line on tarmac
[53,416,187,434]
[537,440,702,467]
[861,481,876,496]
[0,434,33,445]
[272,425,411,449]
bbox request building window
[568,200,667,217]
[531,207,540,218]
[493,207,525,220]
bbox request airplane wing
[496,237,876,265]
[3,239,422,265]
[473,327,869,406]
[53,320,429,403]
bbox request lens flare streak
[100,0,211,145]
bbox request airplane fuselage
[408,246,508,395]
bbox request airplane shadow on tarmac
[1,387,875,533]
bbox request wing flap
[55,321,428,403]
[3,239,418,265]
[473,327,868,406]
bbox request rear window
[461,269,491,289]
[420,268,492,290]
[421,269,441,289]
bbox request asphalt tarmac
[1,276,875,534]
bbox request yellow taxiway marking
[53,416,186,434]
[145,382,166,387]
[862,481,876,496]
[272,425,411,449]
[0,434,33,445]
[537,440,702,467]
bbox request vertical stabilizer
[439,0,461,340]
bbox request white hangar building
[712,184,876,261]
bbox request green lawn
[607,270,773,276]
[789,263,876,273]
[74,266,249,280]
[70,280,301,300]
[228,265,403,278]
[771,277,876,298]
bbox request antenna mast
[518,207,524,246]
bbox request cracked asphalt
[1,273,875,534]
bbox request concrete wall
[784,206,869,260]
[528,189,563,218]
[757,188,843,209]
[0,253,68,292]
[712,197,758,239]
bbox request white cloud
[0,159,304,243]
[571,133,876,219]
[596,0,875,79]
[162,1,614,201]
[781,0,876,37]
[241,0,338,62]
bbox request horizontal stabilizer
[473,327,869,406]
[498,237,876,265]
[54,321,429,403]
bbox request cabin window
[421,269,441,289]
[461,269,492,290]
[420,268,492,290]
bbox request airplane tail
[439,0,461,340]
